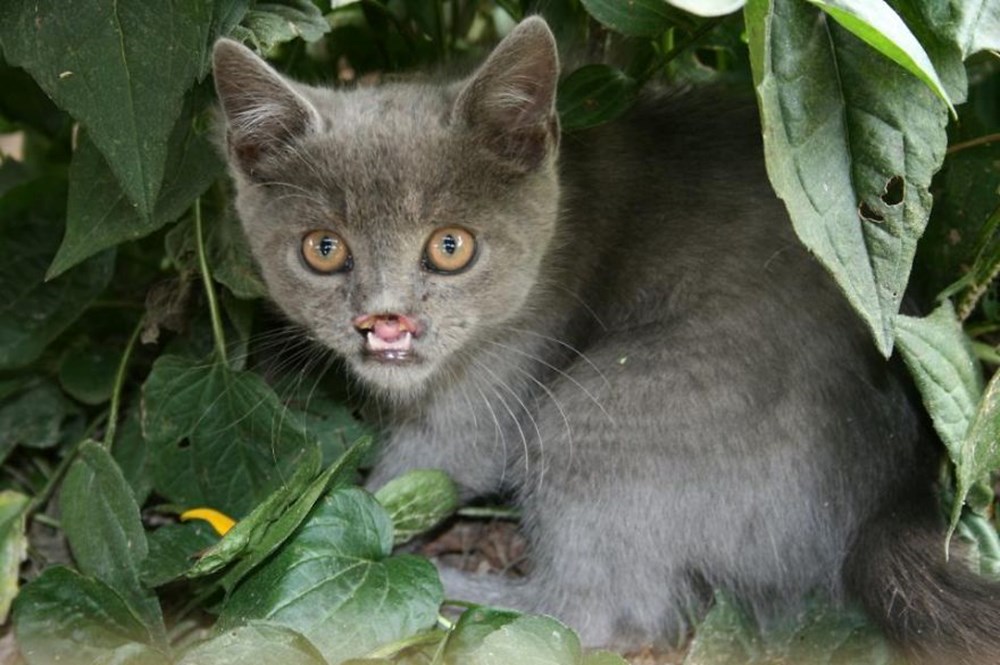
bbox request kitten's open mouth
[363,331,417,363]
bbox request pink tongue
[373,319,403,342]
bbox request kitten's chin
[349,356,438,399]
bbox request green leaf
[578,0,675,37]
[13,567,169,665]
[0,178,115,370]
[220,488,443,665]
[954,370,1000,535]
[0,491,29,623]
[0,381,80,457]
[61,441,164,640]
[746,0,948,356]
[58,345,118,405]
[375,469,459,546]
[0,1,235,219]
[47,88,225,279]
[684,593,759,665]
[897,0,1000,60]
[188,435,369,592]
[803,0,953,113]
[177,623,327,665]
[583,652,631,665]
[237,0,332,52]
[141,354,319,516]
[113,408,155,505]
[443,608,583,665]
[894,302,983,462]
[141,522,219,588]
[557,65,639,132]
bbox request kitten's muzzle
[353,313,423,363]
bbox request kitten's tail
[845,495,1000,665]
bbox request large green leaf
[0,381,80,457]
[176,623,327,665]
[0,179,115,370]
[0,491,28,624]
[578,0,675,37]
[47,88,225,279]
[141,354,319,516]
[954,371,1000,536]
[220,488,442,665]
[803,0,952,112]
[235,0,332,52]
[899,0,1000,60]
[0,1,243,219]
[14,567,169,665]
[61,441,165,640]
[746,0,949,356]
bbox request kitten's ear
[212,39,322,176]
[454,17,559,171]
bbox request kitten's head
[213,18,560,399]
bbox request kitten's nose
[352,313,421,341]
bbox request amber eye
[423,227,476,274]
[301,230,352,273]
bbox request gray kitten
[213,18,1000,663]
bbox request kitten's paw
[434,561,530,611]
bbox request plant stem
[194,197,228,365]
[456,505,521,520]
[638,16,725,85]
[103,317,144,452]
[947,133,1000,155]
[972,341,1000,366]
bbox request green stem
[23,412,107,519]
[972,341,1000,366]
[456,506,521,520]
[194,197,228,365]
[103,317,144,452]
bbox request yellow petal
[180,508,236,536]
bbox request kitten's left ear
[454,17,559,172]
[212,39,322,176]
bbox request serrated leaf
[177,623,327,665]
[0,178,115,370]
[444,608,583,665]
[141,354,318,516]
[375,469,459,546]
[47,88,225,279]
[0,1,234,219]
[746,0,948,356]
[557,65,639,132]
[803,0,953,113]
[61,441,165,640]
[0,491,28,623]
[894,302,982,460]
[13,567,169,665]
[220,488,442,665]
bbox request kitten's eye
[424,227,476,274]
[302,230,352,273]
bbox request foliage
[0,0,997,663]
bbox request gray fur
[213,18,998,661]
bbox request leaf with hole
[746,0,948,356]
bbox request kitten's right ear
[212,39,322,176]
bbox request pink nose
[352,313,421,341]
